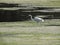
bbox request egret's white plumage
[29,15,44,23]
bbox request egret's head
[29,15,32,16]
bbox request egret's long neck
[30,15,34,21]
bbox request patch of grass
[0,0,60,6]
[0,19,60,45]
[0,19,60,27]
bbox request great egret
[29,15,44,23]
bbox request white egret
[29,15,44,23]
